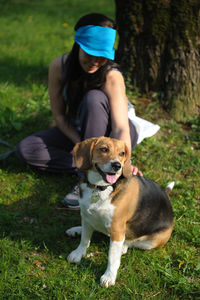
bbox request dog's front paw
[100,271,116,288]
[67,247,85,263]
[66,226,82,237]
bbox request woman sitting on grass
[17,13,143,210]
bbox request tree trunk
[115,0,200,121]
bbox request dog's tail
[165,181,175,195]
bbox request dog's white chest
[79,183,115,236]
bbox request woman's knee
[16,135,49,163]
[82,89,109,111]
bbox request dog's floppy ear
[122,144,132,178]
[73,138,98,170]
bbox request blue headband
[74,25,116,60]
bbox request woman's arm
[103,70,132,153]
[103,70,143,176]
[48,56,81,144]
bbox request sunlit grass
[0,0,199,298]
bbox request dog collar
[82,174,111,191]
[86,180,111,191]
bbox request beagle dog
[66,137,174,288]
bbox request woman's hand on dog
[131,165,143,176]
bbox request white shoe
[61,184,80,210]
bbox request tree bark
[115,0,200,121]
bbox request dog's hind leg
[121,240,134,255]
[133,225,174,250]
[66,226,82,237]
[133,236,154,250]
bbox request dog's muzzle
[95,162,121,184]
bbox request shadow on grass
[0,195,109,276]
[0,156,108,260]
[0,57,48,87]
[0,174,79,254]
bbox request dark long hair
[63,13,119,118]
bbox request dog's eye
[119,151,125,157]
[100,147,109,153]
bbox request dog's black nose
[111,161,121,172]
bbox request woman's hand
[131,165,143,176]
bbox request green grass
[0,0,200,298]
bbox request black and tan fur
[67,137,174,287]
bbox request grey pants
[17,90,138,173]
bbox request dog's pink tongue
[106,174,118,184]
